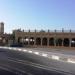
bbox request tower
[0,22,4,34]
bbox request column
[15,37,18,44]
[41,38,42,46]
[28,37,30,46]
[69,38,72,47]
[54,38,56,46]
[23,37,25,45]
[34,37,36,46]
[47,38,49,46]
[54,34,56,47]
[62,38,64,47]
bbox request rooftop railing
[14,29,75,33]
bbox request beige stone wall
[14,31,75,48]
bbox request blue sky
[0,0,75,33]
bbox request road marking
[12,48,17,50]
[23,49,27,52]
[18,49,22,51]
[67,58,75,64]
[28,50,33,53]
[7,57,70,75]
[0,46,2,48]
[34,52,39,55]
[1,46,75,64]
[42,53,48,57]
[3,47,8,49]
[8,47,12,50]
[51,55,59,60]
[0,60,31,75]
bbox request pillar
[41,38,42,46]
[34,37,36,46]
[28,37,30,46]
[54,38,56,46]
[15,37,18,44]
[47,38,49,46]
[62,38,64,46]
[69,38,72,47]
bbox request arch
[42,37,47,46]
[49,38,54,46]
[0,37,3,45]
[56,38,62,46]
[6,39,8,44]
[29,37,34,45]
[2,38,8,46]
[18,37,22,43]
[24,37,29,45]
[0,37,2,43]
[71,38,75,47]
[2,38,6,44]
[36,38,41,45]
[63,38,69,47]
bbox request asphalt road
[0,48,75,75]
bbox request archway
[36,38,41,45]
[18,37,22,44]
[49,38,54,46]
[29,37,34,45]
[24,37,29,45]
[42,37,47,46]
[63,38,69,47]
[71,38,75,47]
[56,38,62,46]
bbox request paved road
[0,48,75,75]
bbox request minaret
[0,22,4,34]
